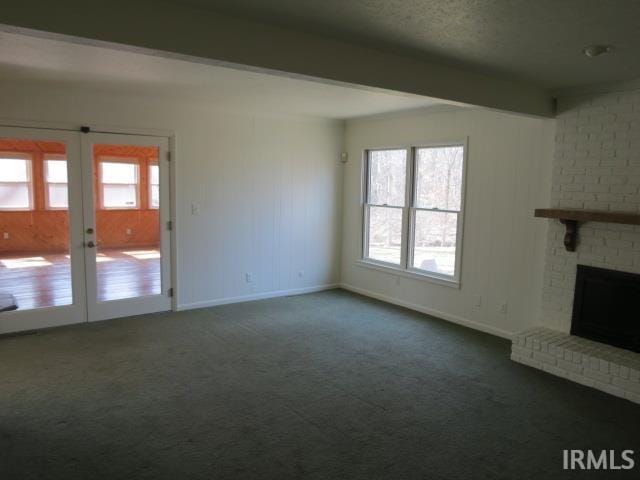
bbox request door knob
[86,241,96,248]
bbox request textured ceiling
[175,0,640,89]
[0,31,447,119]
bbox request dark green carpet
[1,289,638,479]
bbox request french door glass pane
[368,149,407,206]
[367,206,403,265]
[415,146,464,210]
[0,138,72,310]
[93,144,161,301]
[412,210,458,276]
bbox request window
[44,156,69,209]
[100,160,139,209]
[149,164,159,209]
[362,143,466,285]
[0,155,33,210]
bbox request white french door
[81,132,172,322]
[0,126,172,334]
[0,126,87,333]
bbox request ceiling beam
[0,0,554,117]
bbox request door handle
[86,241,96,248]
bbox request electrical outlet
[473,294,482,307]
[499,301,508,314]
[245,272,253,283]
[298,270,304,278]
[126,228,132,235]
[3,232,8,240]
[191,204,200,216]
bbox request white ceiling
[0,31,448,120]
[178,0,640,89]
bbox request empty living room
[1,1,639,479]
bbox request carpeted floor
[0,289,638,479]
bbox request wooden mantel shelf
[534,208,640,252]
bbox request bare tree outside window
[412,146,463,276]
[363,144,465,282]
[365,149,406,264]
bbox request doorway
[0,126,173,333]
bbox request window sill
[355,259,461,289]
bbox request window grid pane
[411,209,458,277]
[0,158,29,182]
[101,162,138,184]
[366,205,403,265]
[103,184,138,208]
[414,146,463,211]
[367,149,407,207]
[45,160,68,183]
[47,184,69,209]
[0,182,31,209]
[150,185,160,208]
[150,165,159,208]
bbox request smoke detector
[582,45,613,58]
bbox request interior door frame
[0,119,178,334]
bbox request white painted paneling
[341,108,555,335]
[0,81,343,309]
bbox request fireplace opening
[571,265,640,353]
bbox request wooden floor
[0,247,161,311]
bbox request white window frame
[149,163,159,209]
[0,152,34,211]
[360,139,468,288]
[44,153,69,210]
[99,157,140,210]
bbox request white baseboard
[177,282,512,340]
[177,284,340,311]
[339,283,512,339]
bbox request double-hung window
[100,159,139,209]
[363,143,466,286]
[0,155,33,211]
[44,155,69,209]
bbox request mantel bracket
[559,219,578,252]
[535,208,640,252]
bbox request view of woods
[366,146,463,276]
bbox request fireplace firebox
[571,265,640,353]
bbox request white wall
[0,81,344,309]
[341,107,555,337]
[541,89,640,332]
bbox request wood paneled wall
[0,140,69,253]
[94,144,159,249]
[0,140,159,254]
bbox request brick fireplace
[512,87,640,403]
[540,89,640,331]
